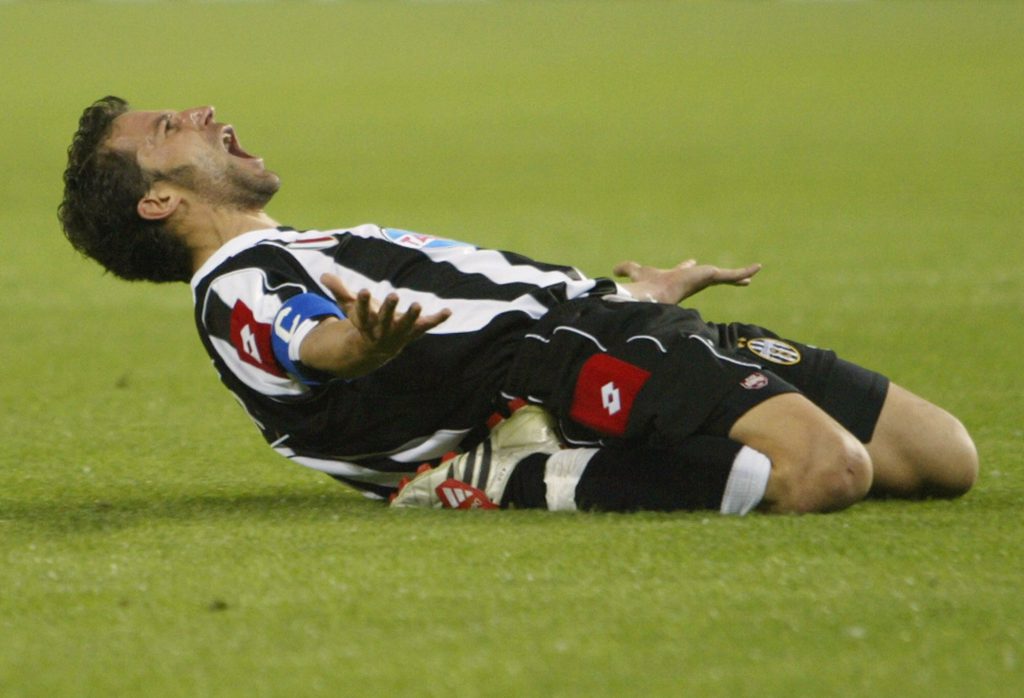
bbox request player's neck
[179,205,281,273]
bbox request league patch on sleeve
[382,228,473,250]
[569,354,651,437]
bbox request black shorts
[504,297,889,447]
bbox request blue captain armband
[271,293,345,385]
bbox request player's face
[107,106,281,209]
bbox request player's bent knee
[931,416,979,497]
[771,431,872,513]
[869,384,979,499]
[821,435,873,509]
[730,394,872,514]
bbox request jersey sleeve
[198,262,341,397]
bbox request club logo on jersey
[744,337,802,366]
[383,228,472,250]
[740,372,770,390]
[230,300,285,377]
[570,354,651,437]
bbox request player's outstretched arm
[299,273,451,379]
[613,259,762,305]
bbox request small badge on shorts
[744,338,802,366]
[740,372,770,390]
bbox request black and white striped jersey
[190,224,618,498]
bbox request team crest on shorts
[744,338,802,365]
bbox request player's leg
[541,391,871,515]
[864,383,978,498]
[505,436,772,514]
[718,324,978,500]
[391,406,774,514]
[727,393,873,513]
[504,299,872,514]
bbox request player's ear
[137,181,182,221]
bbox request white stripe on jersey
[277,426,472,464]
[275,425,472,485]
[279,452,405,486]
[344,225,596,295]
[208,335,304,397]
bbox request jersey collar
[190,227,296,289]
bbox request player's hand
[613,259,762,305]
[320,273,451,359]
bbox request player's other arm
[614,259,762,304]
[299,273,451,380]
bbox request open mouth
[221,126,257,160]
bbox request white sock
[544,449,598,512]
[719,446,772,516]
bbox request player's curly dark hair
[59,96,193,283]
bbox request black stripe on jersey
[310,234,586,305]
[204,288,234,342]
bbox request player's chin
[249,165,281,191]
[234,171,281,208]
[260,169,282,190]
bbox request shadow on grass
[1,482,993,538]
[0,488,386,535]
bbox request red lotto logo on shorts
[570,354,651,437]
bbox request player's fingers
[419,308,452,332]
[392,302,422,335]
[675,259,697,270]
[719,263,762,284]
[398,306,449,343]
[355,289,374,330]
[612,260,641,279]
[378,293,399,329]
[320,273,356,306]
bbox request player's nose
[183,106,215,128]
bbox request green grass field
[2,1,1022,696]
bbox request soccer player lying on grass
[59,97,978,514]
